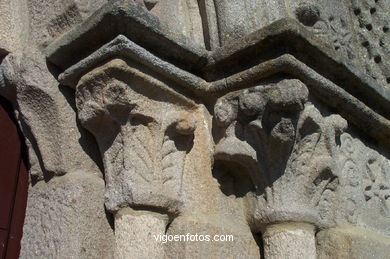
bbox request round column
[263,222,317,259]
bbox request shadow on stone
[212,160,256,198]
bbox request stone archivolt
[1,0,390,258]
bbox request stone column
[263,223,316,259]
[115,208,168,259]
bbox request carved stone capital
[213,79,347,227]
[75,58,198,213]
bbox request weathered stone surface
[291,0,354,60]
[45,0,208,71]
[0,54,100,180]
[1,0,109,55]
[52,31,390,151]
[263,223,316,259]
[74,0,109,19]
[71,53,264,258]
[115,208,168,259]
[46,12,390,148]
[166,213,260,259]
[0,0,28,55]
[27,0,109,50]
[350,0,390,87]
[213,0,288,46]
[206,19,390,112]
[213,79,347,228]
[20,171,115,259]
[76,58,199,213]
[334,132,390,237]
[52,15,390,254]
[290,0,389,89]
[2,0,389,258]
[57,35,207,90]
[143,0,205,47]
[205,0,355,57]
[317,226,390,259]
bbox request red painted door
[0,98,28,259]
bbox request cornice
[45,0,390,148]
[45,0,208,72]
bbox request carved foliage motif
[351,0,390,86]
[75,60,197,213]
[337,133,390,235]
[364,155,390,215]
[213,79,347,226]
[312,16,353,59]
[294,1,354,60]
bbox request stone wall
[0,0,389,258]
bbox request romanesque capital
[214,79,348,228]
[75,58,198,213]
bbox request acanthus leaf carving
[75,59,197,214]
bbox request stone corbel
[213,79,347,258]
